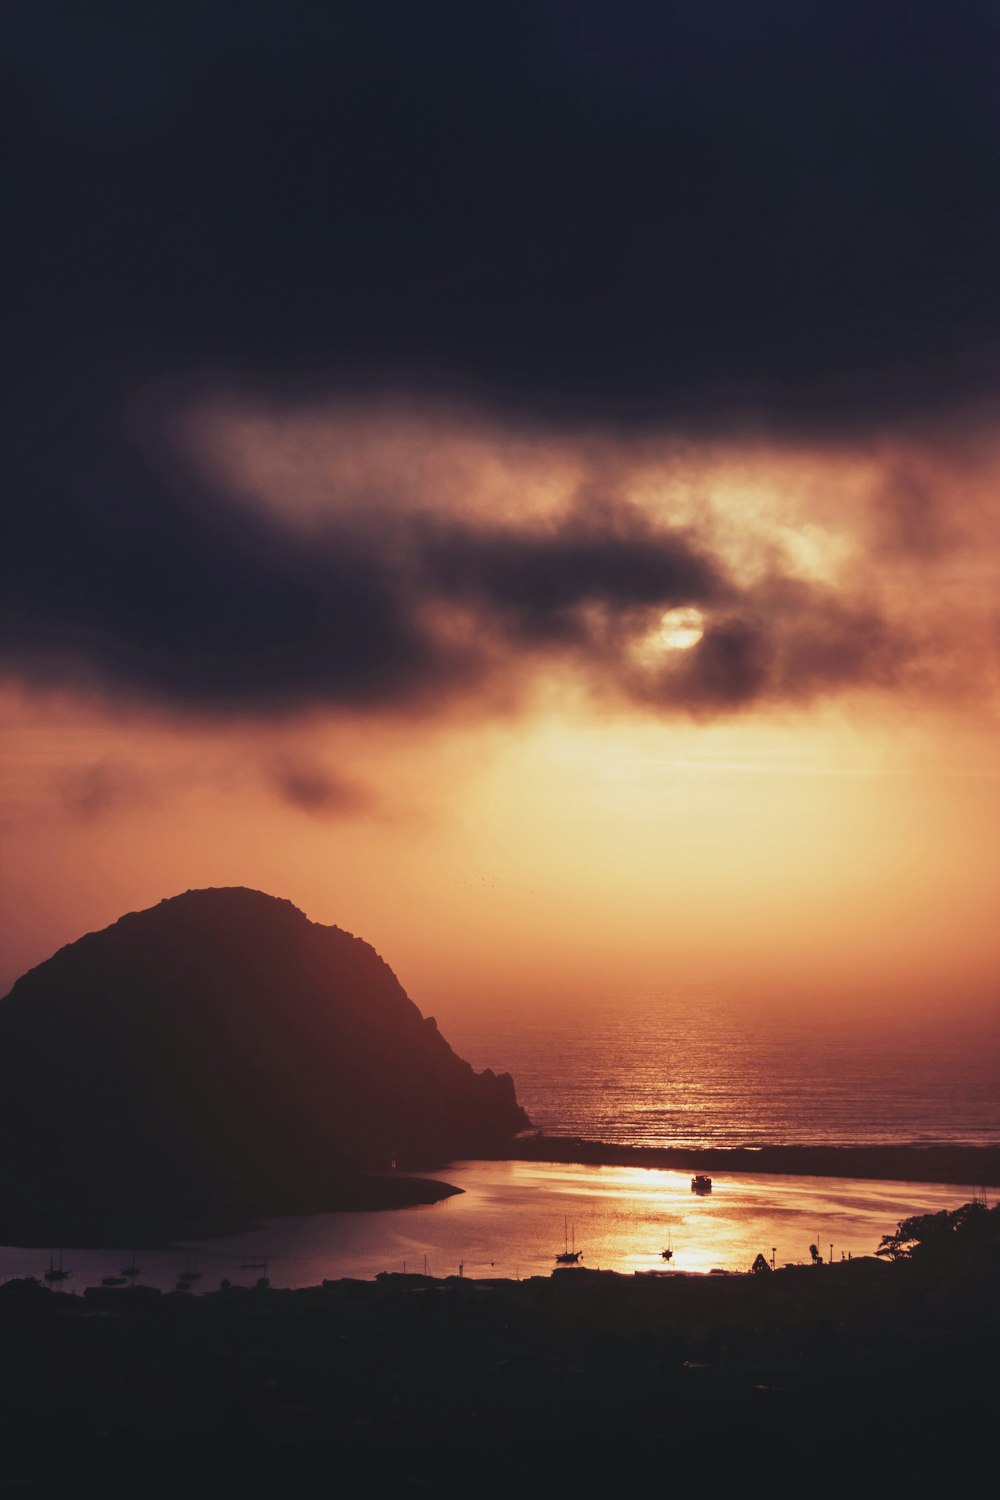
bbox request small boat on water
[177,1251,202,1284]
[43,1251,70,1284]
[555,1218,582,1264]
[691,1174,713,1194]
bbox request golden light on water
[53,1161,976,1285]
[659,606,705,650]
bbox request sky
[3,2,1000,1023]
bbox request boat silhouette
[691,1174,712,1194]
[43,1250,70,1284]
[555,1218,582,1263]
[177,1250,202,1284]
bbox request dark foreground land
[3,1210,997,1497]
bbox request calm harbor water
[1,1161,990,1292]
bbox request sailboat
[177,1250,202,1284]
[43,1250,70,1284]
[120,1252,141,1280]
[554,1218,582,1264]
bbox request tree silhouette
[876,1198,999,1267]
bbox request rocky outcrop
[0,888,528,1240]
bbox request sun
[659,606,705,651]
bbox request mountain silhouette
[0,888,528,1242]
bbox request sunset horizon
[5,7,1000,1032]
[2,3,999,1488]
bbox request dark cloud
[267,759,376,818]
[1,2,980,718]
[416,501,721,645]
[637,583,909,712]
[0,377,910,716]
[52,750,377,822]
[5,1,1000,434]
[2,381,438,713]
[57,759,148,820]
[0,385,720,711]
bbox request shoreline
[0,1172,462,1251]
[486,1134,1000,1186]
[2,1138,996,1250]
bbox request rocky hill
[0,888,528,1242]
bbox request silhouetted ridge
[0,888,527,1240]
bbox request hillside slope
[0,888,527,1240]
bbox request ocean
[443,995,1000,1149]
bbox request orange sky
[3,399,999,1023]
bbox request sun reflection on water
[0,1163,985,1292]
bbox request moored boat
[555,1217,582,1263]
[43,1251,70,1284]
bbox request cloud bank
[8,1,1000,432]
[1,385,924,717]
[4,1,999,720]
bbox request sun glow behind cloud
[176,394,1000,709]
[3,390,1000,1020]
[659,607,705,650]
